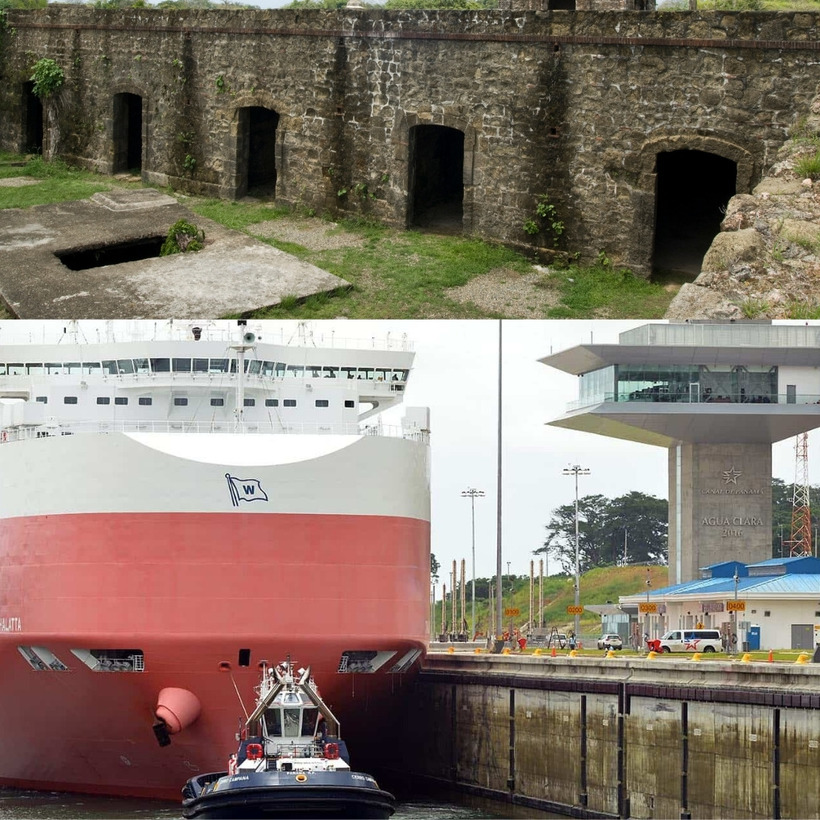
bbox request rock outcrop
[666,96,820,320]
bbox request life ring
[324,742,339,760]
[246,743,263,761]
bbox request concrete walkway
[0,189,350,318]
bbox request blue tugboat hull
[182,770,395,819]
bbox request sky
[2,319,816,585]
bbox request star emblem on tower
[722,467,742,484]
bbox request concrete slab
[0,189,350,318]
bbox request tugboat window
[283,708,301,737]
[264,709,282,737]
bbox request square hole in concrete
[56,236,166,271]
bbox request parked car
[597,633,623,650]
[553,633,568,649]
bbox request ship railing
[566,391,820,411]
[4,420,430,443]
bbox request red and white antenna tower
[786,433,812,557]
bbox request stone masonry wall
[2,8,820,275]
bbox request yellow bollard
[447,646,455,654]
[533,648,543,656]
[606,650,615,659]
[647,651,657,659]
[474,648,482,654]
[569,649,578,658]
[797,652,810,664]
[502,647,511,655]
[691,653,701,662]
[741,653,752,663]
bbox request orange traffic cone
[768,649,774,663]
[551,646,556,657]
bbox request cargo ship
[0,321,431,800]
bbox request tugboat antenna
[229,671,249,722]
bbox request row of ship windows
[18,646,422,675]
[38,396,357,408]
[1,359,410,381]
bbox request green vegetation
[30,57,64,99]
[0,153,675,318]
[160,219,205,255]
[795,151,820,181]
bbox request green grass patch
[0,152,134,209]
[187,197,291,230]
[544,263,673,319]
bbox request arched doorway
[22,82,43,154]
[237,106,279,197]
[408,124,464,232]
[113,93,143,173]
[653,149,737,278]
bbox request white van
[658,629,722,653]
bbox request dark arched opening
[237,106,279,197]
[548,0,576,9]
[653,149,737,279]
[113,93,143,173]
[22,82,43,154]
[409,125,464,232]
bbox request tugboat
[181,660,396,819]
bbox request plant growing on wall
[523,193,564,248]
[30,57,65,161]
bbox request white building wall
[777,365,820,401]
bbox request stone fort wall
[1,7,819,275]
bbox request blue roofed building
[619,556,820,651]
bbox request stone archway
[234,105,280,199]
[112,92,143,174]
[633,134,757,279]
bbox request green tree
[30,58,65,162]
[536,490,668,573]
[430,552,440,582]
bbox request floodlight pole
[563,465,590,641]
[462,487,485,638]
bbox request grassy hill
[438,564,669,637]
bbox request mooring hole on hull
[56,236,166,271]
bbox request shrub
[160,219,205,255]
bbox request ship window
[0,364,5,375]
[264,708,282,737]
[7,363,24,376]
[248,360,262,375]
[265,399,278,407]
[211,397,225,407]
[193,358,208,373]
[138,397,152,406]
[344,400,355,408]
[274,363,286,378]
[64,362,83,374]
[358,368,374,380]
[117,359,135,375]
[283,708,301,737]
[341,367,357,380]
[210,359,229,373]
[18,646,69,671]
[375,369,391,381]
[262,361,277,378]
[115,397,128,405]
[36,396,47,403]
[172,358,191,372]
[307,366,323,379]
[285,365,304,378]
[244,398,255,407]
[133,358,150,374]
[283,399,296,407]
[83,362,101,376]
[70,648,145,672]
[315,400,329,408]
[150,358,170,373]
[43,362,62,375]
[323,367,339,379]
[64,396,78,404]
[26,363,43,376]
[302,707,318,736]
[238,648,251,667]
[174,397,188,406]
[102,360,118,376]
[97,397,111,405]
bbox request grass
[1,152,677,318]
[0,153,140,209]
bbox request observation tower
[541,322,820,584]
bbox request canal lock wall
[401,653,820,819]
